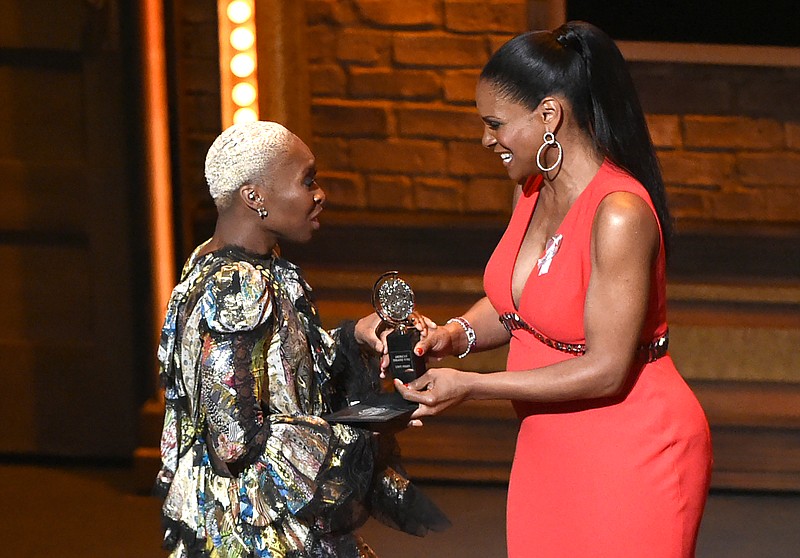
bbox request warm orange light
[227,1,252,24]
[218,0,258,127]
[234,107,258,123]
[230,53,255,77]
[232,82,257,106]
[142,0,176,396]
[230,27,255,50]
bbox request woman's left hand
[393,368,473,418]
[354,312,385,353]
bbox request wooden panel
[670,325,800,383]
[397,400,518,483]
[692,381,800,430]
[0,0,85,50]
[694,381,800,489]
[0,0,139,459]
[255,0,311,141]
[0,67,83,161]
[0,244,92,340]
[0,161,88,231]
[0,341,91,454]
[710,427,800,491]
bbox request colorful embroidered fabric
[156,243,448,558]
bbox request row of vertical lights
[220,0,259,125]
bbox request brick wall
[306,1,800,224]
[654,114,800,222]
[305,0,527,215]
[170,0,800,259]
[635,62,800,224]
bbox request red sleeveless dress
[484,161,712,557]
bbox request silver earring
[257,207,268,219]
[536,131,563,173]
[247,191,257,201]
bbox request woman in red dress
[397,21,712,557]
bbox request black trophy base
[323,324,426,432]
[387,328,426,385]
[322,392,417,433]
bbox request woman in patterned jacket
[155,121,447,558]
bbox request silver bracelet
[446,317,477,358]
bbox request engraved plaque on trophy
[322,271,425,431]
[372,271,427,385]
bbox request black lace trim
[161,515,212,558]
[327,321,383,411]
[226,328,271,472]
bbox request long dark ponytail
[480,21,672,255]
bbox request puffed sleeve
[198,261,274,467]
[202,261,273,333]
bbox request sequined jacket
[155,243,446,558]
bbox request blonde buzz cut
[204,121,295,207]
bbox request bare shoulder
[595,191,658,238]
[592,191,659,263]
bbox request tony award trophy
[322,271,425,431]
[372,271,427,385]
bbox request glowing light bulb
[230,27,255,51]
[234,107,258,123]
[230,53,255,77]
[232,82,257,106]
[227,1,252,24]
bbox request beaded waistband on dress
[498,312,669,363]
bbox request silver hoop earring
[536,131,563,173]
[257,207,268,219]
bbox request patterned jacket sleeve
[199,261,274,467]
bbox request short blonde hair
[204,121,294,207]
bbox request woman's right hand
[413,321,459,360]
[413,297,512,360]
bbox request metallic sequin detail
[499,311,669,362]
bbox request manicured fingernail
[415,348,423,356]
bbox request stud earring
[247,191,257,201]
[257,207,268,219]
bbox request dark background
[568,0,799,47]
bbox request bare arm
[414,296,510,360]
[414,182,525,359]
[398,192,660,414]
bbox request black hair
[480,21,673,255]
